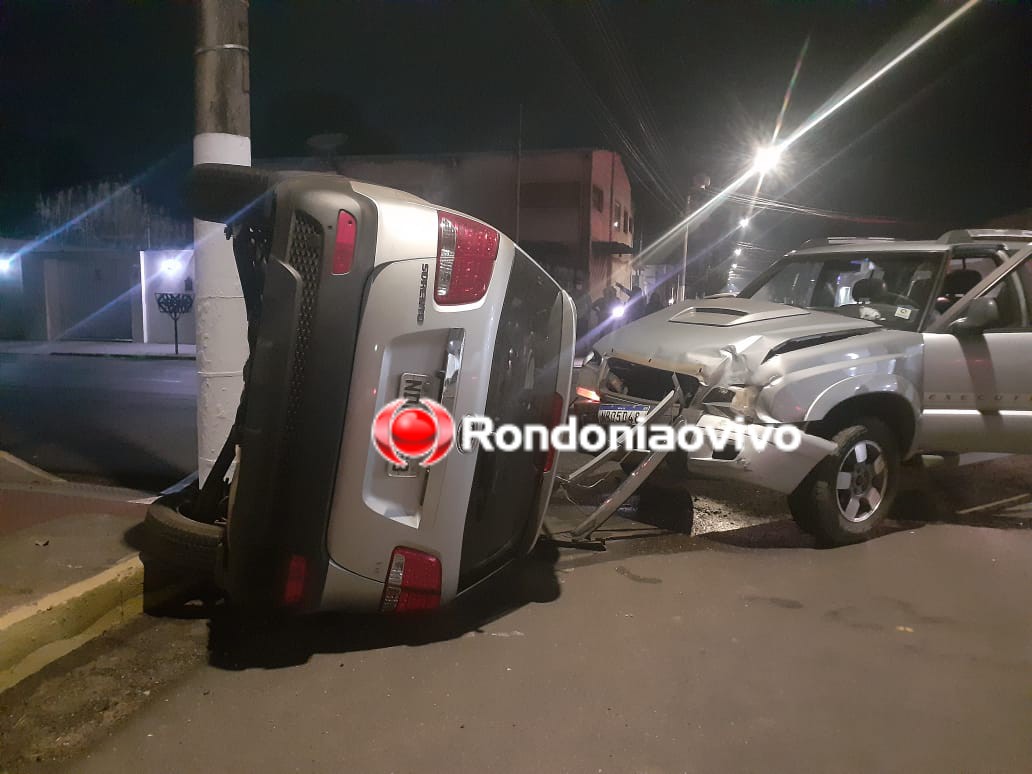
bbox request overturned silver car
[579,230,1032,545]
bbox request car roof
[789,239,1030,257]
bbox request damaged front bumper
[578,354,836,495]
[681,414,836,494]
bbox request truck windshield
[740,251,943,331]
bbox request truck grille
[605,358,699,403]
[284,211,324,436]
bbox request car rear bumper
[323,249,574,611]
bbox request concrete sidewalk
[0,340,195,360]
[0,454,158,693]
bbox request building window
[614,201,622,228]
[623,212,629,233]
[591,185,604,212]
[628,216,634,235]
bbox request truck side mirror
[951,296,1000,335]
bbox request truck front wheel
[788,417,899,546]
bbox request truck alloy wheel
[788,417,899,546]
[834,438,888,522]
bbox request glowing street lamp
[161,257,183,275]
[738,217,750,229]
[733,247,743,256]
[752,144,784,175]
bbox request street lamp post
[155,292,195,356]
[679,193,690,302]
[681,173,711,302]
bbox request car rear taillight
[542,392,565,473]
[332,210,357,275]
[380,547,442,613]
[435,211,499,305]
[282,554,308,607]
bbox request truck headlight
[730,385,761,419]
[704,385,761,420]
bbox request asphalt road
[0,354,197,487]
[4,520,1031,774]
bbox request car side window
[945,253,1032,332]
[980,276,1028,329]
[934,257,996,314]
[1016,260,1032,322]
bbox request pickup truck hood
[596,297,880,385]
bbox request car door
[918,245,1032,453]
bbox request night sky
[1,1,1029,252]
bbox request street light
[0,257,11,275]
[739,217,750,229]
[752,144,784,175]
[161,258,183,275]
[733,247,743,256]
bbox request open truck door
[920,243,1032,454]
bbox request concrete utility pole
[194,0,251,484]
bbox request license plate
[597,404,649,425]
[387,372,433,478]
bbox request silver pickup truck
[580,230,1032,546]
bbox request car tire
[788,417,899,546]
[144,500,221,573]
[184,164,273,223]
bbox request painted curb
[0,555,145,694]
[0,452,66,485]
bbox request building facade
[1,149,641,344]
[262,148,637,301]
[0,244,195,346]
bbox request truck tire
[787,486,818,536]
[619,452,685,482]
[638,484,694,534]
[788,417,899,546]
[144,501,221,574]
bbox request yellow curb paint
[0,554,143,693]
[0,451,66,485]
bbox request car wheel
[788,417,899,546]
[144,500,222,574]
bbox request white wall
[140,249,196,345]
